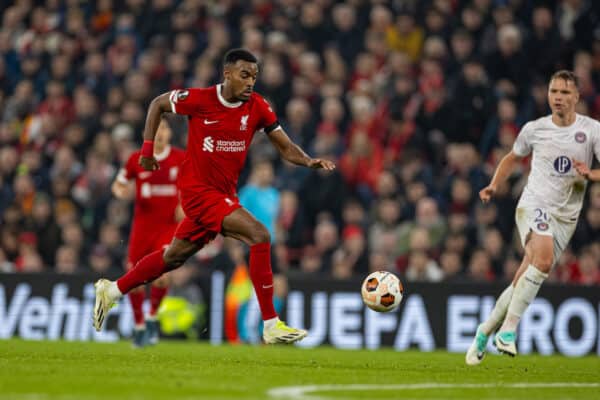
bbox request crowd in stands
[1,0,599,285]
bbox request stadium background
[2,0,599,284]
[0,0,600,350]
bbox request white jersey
[513,113,600,220]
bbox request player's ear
[223,65,231,80]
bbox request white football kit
[512,113,600,264]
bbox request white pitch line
[267,382,600,400]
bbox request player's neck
[220,83,237,103]
[551,112,576,127]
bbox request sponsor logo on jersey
[240,114,249,131]
[169,167,178,181]
[202,136,246,152]
[138,171,152,180]
[140,183,177,198]
[575,131,587,143]
[537,222,549,231]
[553,156,571,174]
[203,136,214,152]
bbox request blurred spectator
[55,245,80,274]
[240,160,280,242]
[405,250,443,282]
[468,249,495,282]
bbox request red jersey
[117,146,186,227]
[168,85,278,196]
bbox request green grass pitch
[0,339,598,399]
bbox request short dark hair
[550,70,579,89]
[223,48,258,67]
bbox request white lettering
[365,308,397,349]
[519,298,554,355]
[555,298,596,356]
[19,298,49,340]
[447,295,479,352]
[0,284,30,338]
[48,284,80,341]
[80,284,96,341]
[330,293,362,349]
[288,291,327,348]
[394,295,434,351]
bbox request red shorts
[127,223,177,269]
[174,189,241,246]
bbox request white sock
[146,315,157,322]
[134,323,145,331]
[108,281,123,300]
[500,264,548,332]
[480,285,514,336]
[263,317,279,330]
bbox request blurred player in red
[94,48,335,344]
[111,118,185,347]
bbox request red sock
[117,250,169,294]
[249,243,277,320]
[149,285,168,316]
[128,290,145,326]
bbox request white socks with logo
[500,264,548,332]
[480,285,514,336]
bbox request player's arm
[139,93,172,171]
[479,150,523,203]
[267,127,336,170]
[111,180,134,200]
[573,159,600,181]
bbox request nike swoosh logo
[262,285,273,289]
[204,119,218,125]
[477,352,484,360]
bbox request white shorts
[515,207,577,267]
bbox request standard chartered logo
[203,136,214,152]
[202,136,246,153]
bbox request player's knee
[249,224,270,245]
[532,254,553,273]
[163,249,187,268]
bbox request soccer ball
[361,271,404,312]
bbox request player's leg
[495,232,553,356]
[147,273,170,345]
[94,236,200,332]
[465,248,530,365]
[125,236,151,347]
[222,208,307,344]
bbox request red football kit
[168,84,279,244]
[117,146,186,266]
[116,84,281,322]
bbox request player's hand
[307,158,336,170]
[573,159,590,179]
[479,184,496,203]
[139,155,159,171]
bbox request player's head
[222,48,258,102]
[548,70,579,118]
[154,117,172,153]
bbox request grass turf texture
[0,339,598,400]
